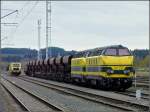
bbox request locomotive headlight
[124,70,130,74]
[106,69,114,74]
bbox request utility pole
[37,19,41,60]
[0,0,1,82]
[149,1,150,110]
[46,0,52,59]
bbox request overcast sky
[1,1,149,51]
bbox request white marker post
[136,89,141,100]
[134,73,136,88]
[134,72,141,100]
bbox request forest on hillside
[1,47,149,68]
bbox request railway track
[134,77,149,83]
[21,75,149,100]
[17,75,149,112]
[137,80,149,83]
[133,78,149,89]
[19,77,149,100]
[1,77,67,112]
[115,90,149,100]
[133,81,149,90]
[136,78,149,83]
[2,75,134,112]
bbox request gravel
[21,75,149,108]
[0,84,26,112]
[4,75,128,112]
[1,79,58,112]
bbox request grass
[135,71,149,77]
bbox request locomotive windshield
[104,48,131,56]
[104,48,117,56]
[118,48,131,56]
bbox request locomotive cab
[99,46,135,78]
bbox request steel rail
[1,76,68,112]
[115,90,149,100]
[1,80,31,112]
[18,76,149,112]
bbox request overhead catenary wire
[9,1,39,39]
[19,1,31,12]
[1,9,16,11]
[5,1,29,41]
[0,10,18,19]
[1,1,36,47]
[17,1,39,28]
[1,8,18,47]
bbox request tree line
[1,47,149,68]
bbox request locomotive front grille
[13,68,19,70]
[107,70,130,75]
[113,70,124,74]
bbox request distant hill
[1,47,149,64]
[1,47,77,62]
[1,48,37,62]
[39,47,76,59]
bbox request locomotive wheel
[111,79,122,91]
[96,80,103,89]
[59,74,64,82]
[85,79,91,87]
[121,79,132,90]
[101,78,111,90]
[71,78,76,84]
[71,78,79,85]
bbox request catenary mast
[46,0,52,59]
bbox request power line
[1,37,8,41]
[1,9,16,11]
[5,9,19,44]
[3,24,18,27]
[18,1,39,27]
[1,1,38,48]
[19,1,31,12]
[1,23,18,27]
[10,1,39,39]
[7,1,30,35]
[2,43,14,46]
[1,23,18,25]
[1,10,18,19]
[1,10,18,44]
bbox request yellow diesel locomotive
[71,45,135,90]
[25,45,134,91]
[8,62,22,76]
